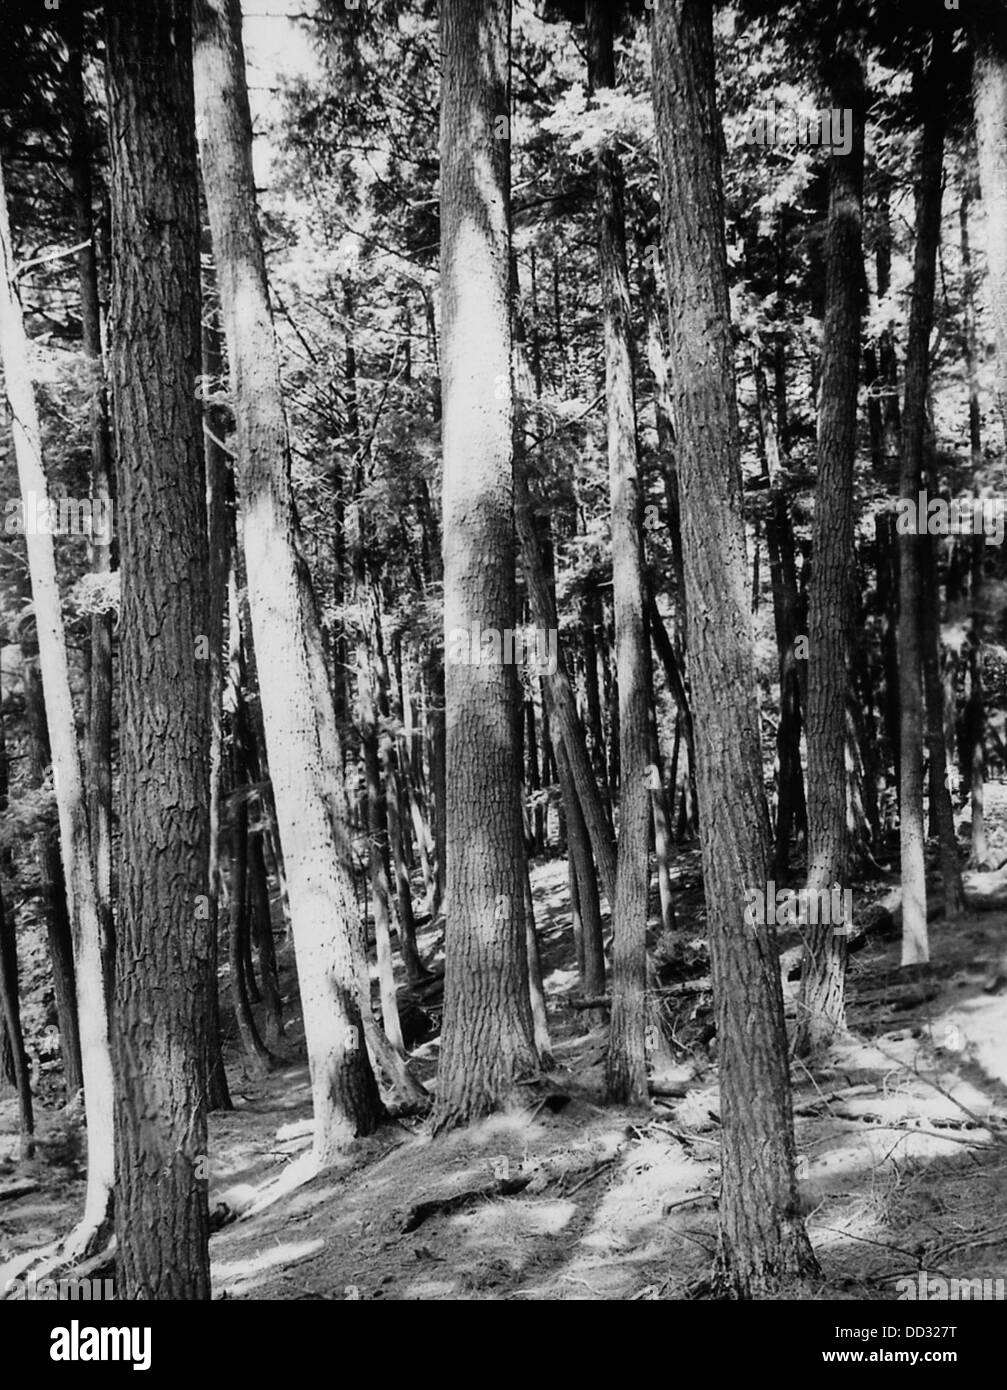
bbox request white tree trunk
[0,157,114,1251]
[193,0,381,1162]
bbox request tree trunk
[0,709,33,1159]
[202,299,234,1110]
[555,732,605,1007]
[586,0,653,1107]
[0,887,33,1160]
[898,52,946,967]
[248,833,286,1050]
[106,0,212,1297]
[524,866,553,1066]
[19,645,83,1097]
[652,0,817,1295]
[921,526,965,917]
[796,49,865,1056]
[433,0,539,1128]
[194,0,382,1159]
[227,760,278,1073]
[68,11,115,999]
[752,351,806,873]
[0,155,114,1257]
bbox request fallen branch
[401,1176,532,1233]
[0,1180,40,1203]
[566,1158,616,1196]
[792,1084,879,1117]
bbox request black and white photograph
[0,0,1005,1347]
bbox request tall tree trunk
[0,887,33,1160]
[106,0,212,1297]
[433,0,539,1128]
[524,866,552,1066]
[0,706,33,1159]
[752,351,806,873]
[202,299,234,1110]
[921,527,965,917]
[652,0,816,1295]
[555,731,605,1007]
[68,11,115,998]
[226,746,278,1073]
[972,9,1007,448]
[512,299,617,906]
[586,0,651,1107]
[194,0,382,1159]
[796,48,865,1056]
[20,644,83,1097]
[0,155,114,1257]
[965,559,989,867]
[898,50,946,967]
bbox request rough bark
[652,0,817,1295]
[106,0,212,1297]
[19,643,83,1097]
[433,0,539,1128]
[796,49,865,1056]
[0,709,33,1158]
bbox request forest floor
[3,834,1007,1300]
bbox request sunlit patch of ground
[4,857,1007,1300]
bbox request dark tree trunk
[752,352,806,873]
[898,51,947,966]
[107,0,212,1299]
[921,528,965,917]
[20,646,83,1097]
[796,49,865,1056]
[652,0,817,1295]
[0,707,33,1158]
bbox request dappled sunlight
[213,1238,326,1289]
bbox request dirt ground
[3,847,1007,1301]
